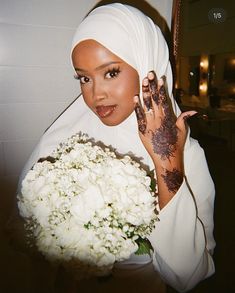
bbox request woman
[18,3,215,293]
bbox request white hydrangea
[17,133,158,276]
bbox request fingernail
[133,95,139,103]
[148,71,155,79]
[184,111,198,120]
[194,112,208,119]
[188,111,198,117]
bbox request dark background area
[167,115,235,293]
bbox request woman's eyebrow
[74,61,122,72]
[95,61,122,70]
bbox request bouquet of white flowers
[17,133,158,277]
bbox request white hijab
[19,3,181,186]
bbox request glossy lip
[95,105,117,118]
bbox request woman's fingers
[146,72,172,119]
[176,111,197,131]
[134,96,147,134]
[143,91,153,115]
[158,77,168,104]
[148,71,159,105]
[143,92,153,113]
[135,70,197,165]
[137,70,190,136]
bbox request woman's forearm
[154,151,184,209]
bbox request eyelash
[74,66,121,84]
[104,66,121,79]
[74,74,89,84]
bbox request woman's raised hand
[134,71,196,207]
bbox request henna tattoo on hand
[151,115,178,159]
[134,102,147,134]
[159,85,167,104]
[150,76,178,159]
[149,75,159,105]
[143,92,153,112]
[161,168,183,193]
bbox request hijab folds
[19,3,181,184]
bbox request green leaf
[135,238,153,256]
[148,170,156,193]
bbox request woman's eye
[105,68,120,79]
[80,76,90,84]
[74,74,90,84]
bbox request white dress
[18,96,215,293]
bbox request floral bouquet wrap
[17,133,158,278]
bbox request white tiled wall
[0,0,97,27]
[0,102,69,140]
[0,66,77,103]
[1,24,72,67]
[0,0,172,210]
[0,0,97,187]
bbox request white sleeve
[148,137,215,292]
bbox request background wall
[0,0,173,246]
[177,0,235,103]
[0,0,96,217]
[180,0,235,56]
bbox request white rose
[96,206,112,219]
[32,201,50,226]
[97,251,115,267]
[116,238,138,260]
[54,224,84,248]
[31,176,47,194]
[70,185,105,224]
[17,200,32,218]
[111,173,129,187]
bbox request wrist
[153,151,184,174]
[153,152,184,209]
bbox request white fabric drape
[18,4,215,292]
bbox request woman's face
[72,40,140,126]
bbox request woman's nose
[92,80,107,101]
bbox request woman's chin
[95,112,121,126]
[99,118,122,127]
[94,108,134,126]
[98,113,132,126]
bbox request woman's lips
[96,105,116,118]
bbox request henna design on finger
[161,168,183,193]
[149,78,159,105]
[159,77,175,114]
[143,92,153,112]
[151,116,178,160]
[159,81,176,123]
[159,85,168,104]
[134,103,147,134]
